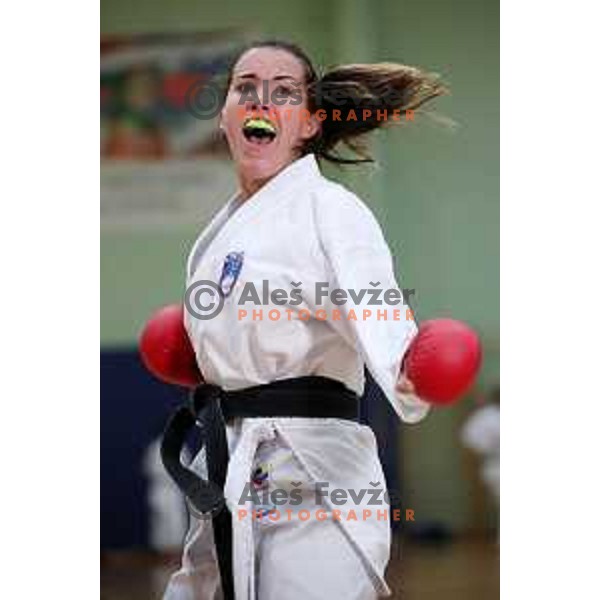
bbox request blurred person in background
[143,436,190,556]
[461,385,500,504]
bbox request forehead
[232,47,306,81]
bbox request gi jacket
[183,153,429,598]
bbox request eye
[274,85,293,97]
[235,82,256,94]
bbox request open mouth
[242,116,277,145]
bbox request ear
[300,112,322,141]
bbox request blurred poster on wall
[101,32,248,231]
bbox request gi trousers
[163,419,391,600]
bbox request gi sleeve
[312,184,430,424]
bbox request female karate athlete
[162,40,446,600]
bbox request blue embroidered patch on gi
[219,251,244,297]
[252,465,269,487]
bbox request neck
[236,153,303,201]
[238,173,269,201]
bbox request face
[220,47,321,186]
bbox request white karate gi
[163,153,430,600]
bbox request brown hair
[225,40,448,165]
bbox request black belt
[160,376,360,600]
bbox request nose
[244,98,271,111]
[245,100,276,120]
[241,84,271,111]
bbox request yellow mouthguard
[243,118,276,133]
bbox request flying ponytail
[306,63,448,164]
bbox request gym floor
[101,536,499,599]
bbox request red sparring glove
[402,318,482,406]
[139,304,203,388]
